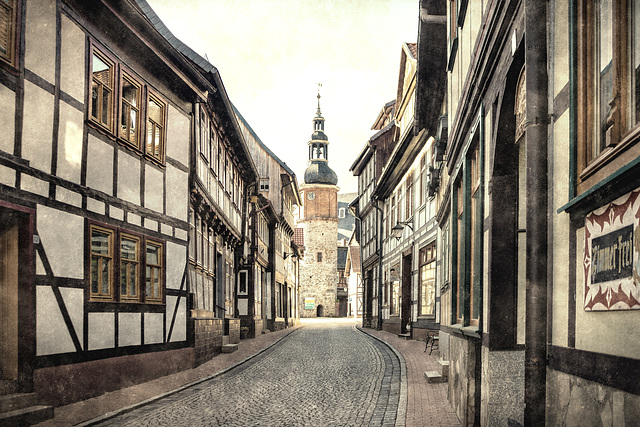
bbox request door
[0,210,19,393]
[401,253,412,334]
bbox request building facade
[350,100,397,328]
[235,107,301,335]
[298,92,339,318]
[0,0,214,408]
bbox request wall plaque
[584,189,640,310]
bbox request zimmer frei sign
[584,189,640,310]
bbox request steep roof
[293,228,304,248]
[337,247,348,270]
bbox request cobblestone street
[92,320,401,426]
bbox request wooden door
[0,218,19,386]
[401,253,412,334]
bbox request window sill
[448,323,481,339]
[580,125,640,183]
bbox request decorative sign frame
[584,189,640,310]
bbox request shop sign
[304,297,315,310]
[584,189,640,310]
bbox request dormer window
[260,178,270,192]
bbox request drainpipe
[372,197,384,331]
[524,1,548,425]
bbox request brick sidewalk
[360,327,461,427]
[35,326,300,427]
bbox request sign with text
[584,189,640,310]
[304,298,315,310]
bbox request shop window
[0,0,17,66]
[391,265,400,315]
[452,141,482,326]
[577,0,640,185]
[419,243,436,317]
[89,223,164,304]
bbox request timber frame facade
[0,0,298,411]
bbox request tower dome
[304,87,338,186]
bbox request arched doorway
[316,304,324,317]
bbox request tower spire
[316,83,323,117]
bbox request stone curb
[355,326,408,427]
[76,326,303,426]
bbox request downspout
[372,197,384,331]
[524,1,548,425]
[350,207,365,327]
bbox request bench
[424,330,439,355]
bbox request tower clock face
[307,191,316,200]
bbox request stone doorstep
[397,333,411,340]
[0,404,54,425]
[438,359,450,377]
[222,335,230,346]
[221,344,238,353]
[0,393,37,413]
[424,371,447,384]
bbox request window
[452,141,482,326]
[146,94,165,162]
[120,234,140,301]
[260,178,269,192]
[91,50,114,130]
[0,0,17,66]
[89,223,164,304]
[577,0,640,186]
[90,45,166,164]
[391,264,400,315]
[317,252,323,263]
[447,0,459,70]
[91,226,114,301]
[419,243,436,317]
[120,74,141,147]
[338,207,346,218]
[420,155,427,206]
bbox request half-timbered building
[0,0,219,411]
[235,108,301,335]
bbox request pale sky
[147,0,420,194]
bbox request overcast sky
[147,0,420,194]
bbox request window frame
[146,92,166,164]
[418,242,436,317]
[88,221,165,305]
[0,0,18,67]
[577,0,640,192]
[118,71,142,150]
[119,232,141,302]
[90,47,116,133]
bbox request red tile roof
[407,42,418,59]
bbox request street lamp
[392,220,413,240]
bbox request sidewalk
[35,326,300,426]
[360,327,462,427]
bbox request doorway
[0,204,33,395]
[401,252,412,334]
[316,304,324,317]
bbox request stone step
[221,344,238,353]
[397,333,411,340]
[0,405,54,425]
[0,393,37,413]
[438,360,450,377]
[425,371,447,384]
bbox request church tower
[298,88,339,317]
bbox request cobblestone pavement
[92,320,402,427]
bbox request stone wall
[193,317,223,366]
[480,347,525,426]
[299,218,338,317]
[448,334,480,426]
[547,369,640,426]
